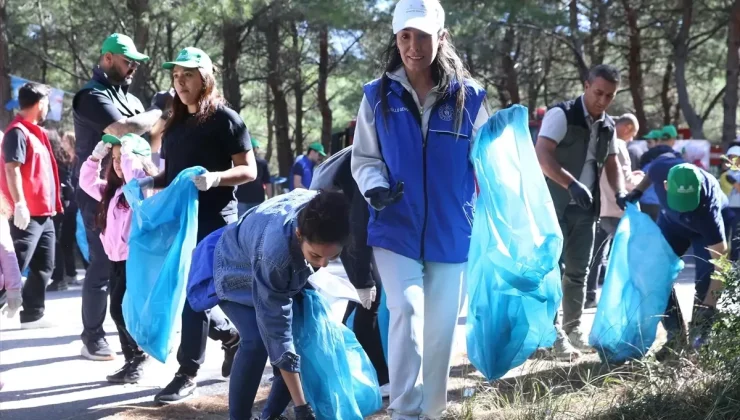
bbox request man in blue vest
[289,142,325,190]
[536,64,626,360]
[73,33,172,361]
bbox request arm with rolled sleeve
[253,259,300,373]
[351,95,389,197]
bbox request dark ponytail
[297,191,351,246]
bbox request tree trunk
[36,0,48,83]
[621,0,647,135]
[569,0,590,82]
[222,19,242,113]
[500,27,521,104]
[126,0,151,99]
[291,22,304,156]
[674,0,705,138]
[265,22,293,177]
[0,0,12,128]
[588,0,609,65]
[317,25,332,154]
[265,82,274,164]
[722,0,740,146]
[661,61,673,126]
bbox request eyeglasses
[119,56,140,69]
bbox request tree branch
[701,85,727,121]
[9,42,86,81]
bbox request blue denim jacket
[213,189,316,372]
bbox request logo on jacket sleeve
[438,104,454,121]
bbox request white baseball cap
[727,146,740,157]
[392,0,445,35]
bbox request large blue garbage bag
[293,289,382,420]
[121,167,204,362]
[467,105,563,382]
[76,209,89,262]
[589,204,684,363]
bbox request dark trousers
[342,284,390,386]
[79,191,112,345]
[219,300,292,420]
[110,261,143,360]
[52,203,79,282]
[586,216,620,301]
[641,203,661,222]
[176,213,238,377]
[11,216,55,323]
[555,205,597,333]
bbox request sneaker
[584,298,597,309]
[81,338,116,361]
[380,383,390,398]
[567,327,592,352]
[46,280,68,292]
[66,275,82,286]
[106,354,149,384]
[154,373,197,404]
[553,331,581,361]
[20,317,54,329]
[221,336,240,378]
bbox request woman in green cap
[151,47,258,404]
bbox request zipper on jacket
[420,106,430,261]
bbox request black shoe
[222,336,240,378]
[154,373,196,404]
[584,298,597,309]
[107,354,149,384]
[46,280,68,292]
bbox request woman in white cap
[351,0,489,418]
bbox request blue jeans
[219,300,292,420]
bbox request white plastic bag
[308,265,360,324]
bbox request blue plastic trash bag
[121,166,204,362]
[467,105,563,382]
[76,209,89,262]
[589,204,684,363]
[293,289,382,419]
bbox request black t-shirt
[235,157,271,204]
[161,106,252,218]
[2,128,57,207]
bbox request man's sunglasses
[119,56,140,69]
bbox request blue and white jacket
[351,67,488,263]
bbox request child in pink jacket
[0,196,23,391]
[79,133,157,384]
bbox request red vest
[0,117,62,216]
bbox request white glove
[13,202,30,230]
[357,286,377,310]
[192,172,222,191]
[92,141,111,161]
[2,289,22,318]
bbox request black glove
[624,189,643,204]
[294,404,316,420]
[364,182,404,210]
[567,180,593,210]
[615,191,629,211]
[151,90,174,112]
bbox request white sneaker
[20,317,54,329]
[553,331,581,361]
[379,383,390,398]
[567,327,592,352]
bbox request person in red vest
[0,82,63,328]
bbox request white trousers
[374,248,466,420]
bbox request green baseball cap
[251,139,260,149]
[162,47,213,72]
[308,142,326,157]
[644,130,660,140]
[661,125,678,140]
[101,33,150,62]
[102,133,152,158]
[666,163,701,212]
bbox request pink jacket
[0,217,22,291]
[79,152,148,262]
[600,139,644,218]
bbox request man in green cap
[73,33,173,362]
[289,142,326,190]
[639,126,679,170]
[626,158,732,358]
[235,139,272,215]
